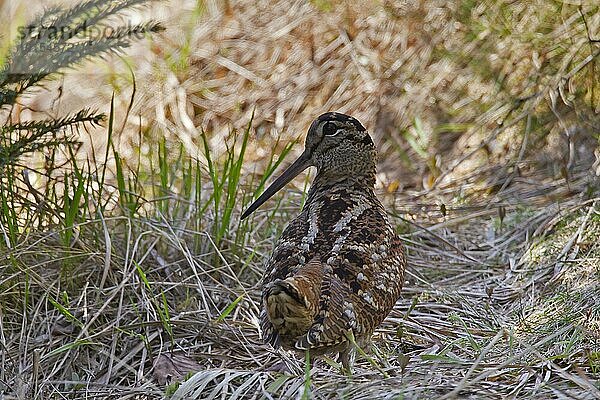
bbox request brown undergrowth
[1,0,599,399]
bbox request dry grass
[2,175,599,399]
[1,0,600,399]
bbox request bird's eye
[322,121,339,136]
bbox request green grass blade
[216,294,245,322]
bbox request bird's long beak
[241,150,311,219]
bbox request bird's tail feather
[263,257,323,345]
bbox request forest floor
[3,167,599,399]
[1,0,599,399]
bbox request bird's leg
[266,349,300,374]
[266,361,291,373]
[339,349,352,376]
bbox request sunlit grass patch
[509,203,600,381]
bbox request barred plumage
[241,112,406,370]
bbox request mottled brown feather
[248,112,406,369]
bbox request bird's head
[241,112,376,219]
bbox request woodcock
[241,112,406,370]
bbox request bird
[241,112,406,371]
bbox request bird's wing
[295,202,405,349]
[294,262,353,351]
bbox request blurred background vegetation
[0,0,599,398]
